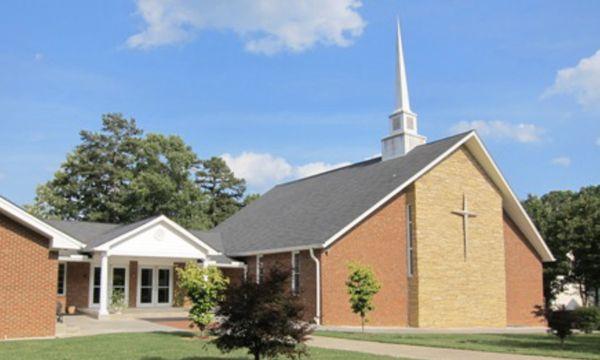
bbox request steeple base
[382,132,427,160]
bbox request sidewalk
[309,335,564,360]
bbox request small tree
[547,307,574,347]
[213,266,313,360]
[573,306,600,334]
[346,262,381,332]
[176,261,229,336]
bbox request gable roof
[0,196,85,250]
[215,131,472,256]
[215,131,554,262]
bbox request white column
[98,252,109,316]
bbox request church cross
[452,194,477,260]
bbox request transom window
[57,263,66,296]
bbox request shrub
[212,266,313,360]
[573,306,600,334]
[110,289,126,313]
[176,261,229,336]
[547,307,574,346]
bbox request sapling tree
[176,261,229,336]
[346,262,381,332]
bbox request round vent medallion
[154,228,166,241]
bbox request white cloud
[551,156,571,167]
[222,152,349,192]
[596,137,600,146]
[34,53,44,61]
[543,49,600,107]
[127,0,366,54]
[450,120,544,143]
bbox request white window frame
[406,204,415,277]
[88,263,129,308]
[291,251,300,295]
[57,262,67,296]
[137,266,173,307]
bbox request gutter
[309,248,321,325]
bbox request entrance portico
[54,215,244,318]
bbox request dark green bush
[547,308,574,346]
[573,306,600,334]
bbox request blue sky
[1,0,599,205]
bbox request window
[291,252,300,295]
[256,255,264,284]
[57,263,66,295]
[92,267,101,304]
[112,267,126,298]
[406,204,415,277]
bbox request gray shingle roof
[214,132,472,255]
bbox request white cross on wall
[452,194,477,260]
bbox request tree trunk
[361,316,365,333]
[254,351,260,360]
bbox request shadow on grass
[141,358,247,360]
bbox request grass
[0,332,399,360]
[316,331,600,359]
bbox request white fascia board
[205,260,246,268]
[0,197,84,250]
[94,215,219,255]
[227,243,324,257]
[322,132,476,249]
[466,135,555,262]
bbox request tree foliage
[345,262,381,332]
[176,262,229,336]
[213,266,313,360]
[195,157,246,227]
[523,185,600,307]
[30,113,249,229]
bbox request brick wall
[241,251,318,322]
[320,192,410,326]
[129,261,138,308]
[0,213,57,339]
[504,213,545,326]
[414,147,507,327]
[66,262,90,309]
[221,268,245,287]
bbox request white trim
[319,131,555,262]
[255,254,263,284]
[291,251,300,294]
[57,262,67,296]
[95,215,218,255]
[309,248,321,325]
[0,197,84,250]
[137,266,173,307]
[323,132,474,249]
[406,204,414,277]
[228,244,323,257]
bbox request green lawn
[0,332,398,360]
[316,331,600,359]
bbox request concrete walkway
[309,336,564,360]
[56,315,180,338]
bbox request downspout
[309,248,321,325]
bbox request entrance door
[138,267,172,306]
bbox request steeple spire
[394,18,411,113]
[381,19,426,160]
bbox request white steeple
[381,19,426,161]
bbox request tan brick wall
[0,214,57,339]
[413,146,507,327]
[321,192,410,326]
[504,213,545,326]
[406,187,419,327]
[66,262,90,309]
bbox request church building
[0,22,553,340]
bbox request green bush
[547,308,574,346]
[573,307,600,334]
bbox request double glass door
[139,267,172,306]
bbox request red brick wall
[129,261,138,308]
[320,192,410,326]
[240,251,318,322]
[0,213,57,339]
[66,262,90,309]
[504,213,545,326]
[221,268,245,287]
